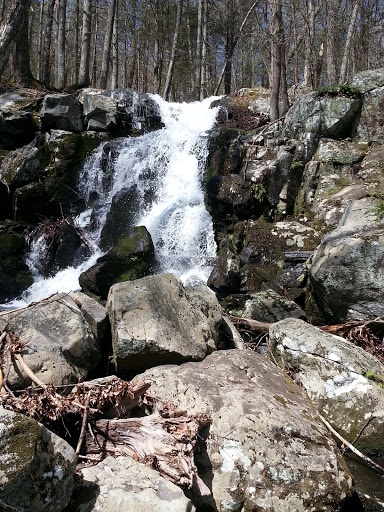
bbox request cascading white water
[3,95,220,307]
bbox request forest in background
[0,0,383,107]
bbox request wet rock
[269,318,384,453]
[133,350,354,511]
[222,289,306,323]
[0,407,75,512]
[0,293,101,389]
[13,182,46,223]
[99,185,141,250]
[308,198,384,323]
[0,230,32,303]
[0,110,37,150]
[80,226,154,300]
[72,456,196,512]
[39,221,90,276]
[107,273,221,373]
[206,174,255,224]
[41,94,83,132]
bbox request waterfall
[3,95,220,307]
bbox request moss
[273,395,288,408]
[365,371,384,388]
[316,84,362,99]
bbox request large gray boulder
[308,198,384,323]
[269,319,384,453]
[0,407,75,512]
[0,293,101,389]
[357,86,384,142]
[73,456,195,512]
[0,142,39,189]
[133,350,353,511]
[41,94,83,132]
[82,90,119,132]
[348,68,384,94]
[283,92,362,160]
[107,273,222,372]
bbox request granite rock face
[107,273,222,373]
[269,318,384,453]
[134,350,353,512]
[73,456,196,512]
[0,293,101,388]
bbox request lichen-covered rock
[0,293,101,388]
[133,350,354,511]
[315,139,367,165]
[72,456,195,512]
[222,289,306,322]
[348,68,384,94]
[41,94,83,132]
[79,226,154,300]
[283,92,362,160]
[206,174,255,223]
[107,273,221,373]
[357,86,384,142]
[0,407,75,512]
[308,198,384,323]
[0,142,39,189]
[269,318,384,453]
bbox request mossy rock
[79,226,155,300]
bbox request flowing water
[3,95,220,308]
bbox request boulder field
[1,69,384,511]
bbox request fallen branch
[222,315,244,350]
[229,315,270,333]
[74,391,91,467]
[318,413,384,475]
[86,410,212,495]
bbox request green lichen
[365,371,384,389]
[273,395,288,408]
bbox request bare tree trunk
[127,0,137,89]
[78,0,92,87]
[269,0,281,121]
[339,0,360,83]
[214,1,258,95]
[91,1,98,86]
[57,0,67,89]
[326,0,338,85]
[14,0,33,84]
[195,0,203,99]
[73,0,80,84]
[163,0,183,101]
[303,0,315,89]
[201,0,207,98]
[41,0,56,85]
[0,1,28,78]
[111,0,118,89]
[37,0,45,81]
[99,0,117,89]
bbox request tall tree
[57,0,67,88]
[339,0,360,83]
[326,0,338,86]
[163,0,183,101]
[195,0,203,99]
[111,0,118,89]
[41,0,56,85]
[14,0,33,83]
[0,1,28,78]
[78,0,92,87]
[99,0,117,89]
